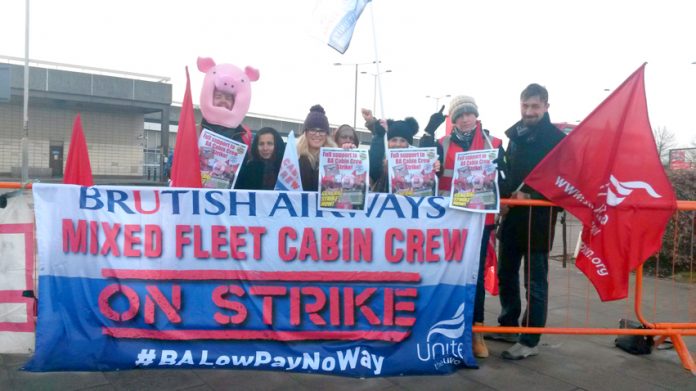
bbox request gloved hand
[424,105,446,136]
[492,154,505,169]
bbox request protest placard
[449,149,499,213]
[387,147,438,197]
[198,128,248,189]
[318,148,369,212]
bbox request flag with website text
[524,64,676,301]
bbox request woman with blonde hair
[296,105,337,191]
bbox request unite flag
[313,0,372,54]
[524,64,676,301]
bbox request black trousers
[496,235,549,347]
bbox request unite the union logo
[605,175,662,207]
[416,303,468,366]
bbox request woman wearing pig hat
[197,56,260,149]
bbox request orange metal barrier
[0,182,32,189]
[474,198,696,374]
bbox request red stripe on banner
[0,223,33,234]
[102,328,410,342]
[0,290,30,302]
[101,269,421,283]
[0,223,35,332]
[0,321,33,332]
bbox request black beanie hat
[387,117,419,144]
[303,104,330,133]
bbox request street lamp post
[360,69,392,114]
[425,94,451,111]
[21,0,30,184]
[334,61,379,128]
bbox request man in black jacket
[488,84,565,360]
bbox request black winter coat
[235,160,280,190]
[299,155,320,192]
[499,113,565,252]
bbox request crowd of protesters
[190,82,565,362]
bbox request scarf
[451,121,486,151]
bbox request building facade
[0,58,373,184]
[0,59,171,181]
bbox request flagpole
[368,1,385,119]
[367,0,391,195]
[21,0,30,184]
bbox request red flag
[524,64,676,301]
[170,67,202,188]
[63,113,94,186]
[484,230,499,295]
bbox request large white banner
[28,185,485,375]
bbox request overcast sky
[1,0,695,146]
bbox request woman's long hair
[296,131,337,168]
[250,127,285,166]
[333,124,360,146]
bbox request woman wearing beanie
[235,127,286,190]
[362,109,432,193]
[296,105,337,191]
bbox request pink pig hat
[197,56,260,129]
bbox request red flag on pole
[170,67,202,188]
[63,113,94,186]
[524,64,676,301]
[484,230,499,295]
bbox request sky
[1,0,695,146]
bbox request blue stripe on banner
[25,275,477,375]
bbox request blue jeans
[497,237,549,347]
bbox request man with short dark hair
[488,83,565,360]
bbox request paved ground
[2,257,694,391]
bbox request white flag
[275,131,303,191]
[313,0,371,54]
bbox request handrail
[501,198,696,210]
